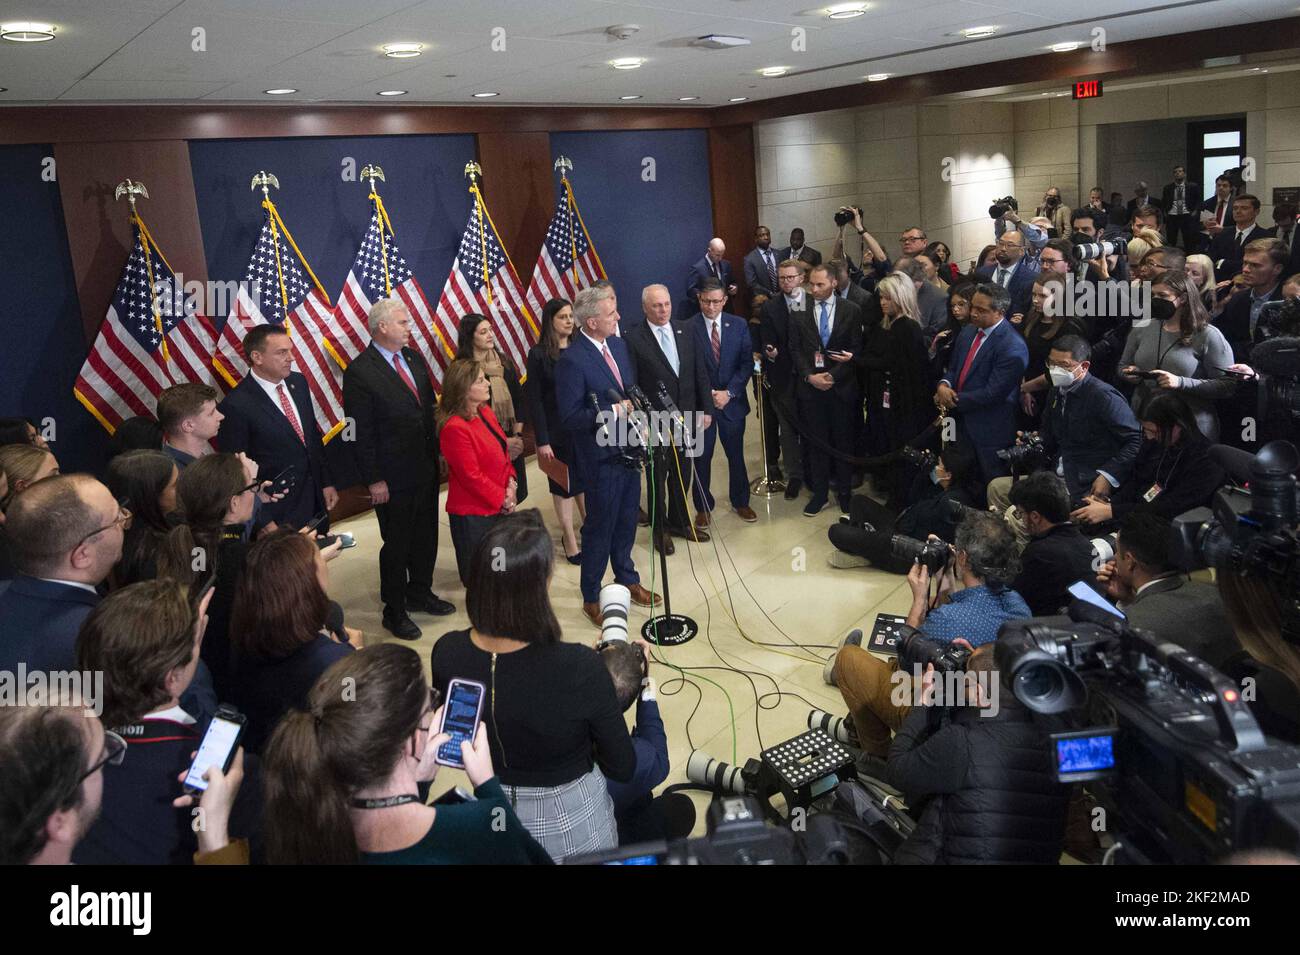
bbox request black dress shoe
[784,478,802,500]
[837,493,852,515]
[566,551,583,565]
[383,609,421,640]
[803,495,828,517]
[406,591,456,616]
[654,534,676,556]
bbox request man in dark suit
[689,278,756,527]
[827,257,872,312]
[974,228,1038,322]
[342,299,453,640]
[791,264,864,515]
[760,260,810,499]
[743,226,781,301]
[0,475,121,675]
[1161,166,1201,253]
[1209,193,1274,280]
[217,324,337,531]
[935,283,1029,484]
[626,284,713,551]
[556,283,661,626]
[894,257,951,339]
[781,228,822,268]
[1215,238,1289,361]
[685,238,737,316]
[1198,175,1236,247]
[1126,181,1160,218]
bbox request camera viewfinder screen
[1056,734,1115,774]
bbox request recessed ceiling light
[472,91,499,98]
[761,66,789,77]
[865,73,891,82]
[610,57,645,70]
[958,26,998,39]
[678,95,699,101]
[619,94,642,100]
[383,42,423,58]
[377,90,407,96]
[264,88,297,95]
[729,96,748,102]
[1,21,56,42]
[826,3,868,19]
[1050,41,1080,53]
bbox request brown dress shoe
[654,534,676,555]
[582,602,602,628]
[625,583,662,607]
[694,510,711,529]
[734,505,758,522]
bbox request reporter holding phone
[263,643,550,864]
[430,511,636,859]
[1119,271,1235,441]
[228,530,357,754]
[73,579,263,864]
[437,360,517,586]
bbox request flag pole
[554,155,578,287]
[115,178,173,369]
[360,164,392,296]
[250,171,291,326]
[464,161,492,305]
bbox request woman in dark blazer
[438,360,517,585]
[456,314,527,505]
[524,299,585,563]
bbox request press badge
[1143,483,1163,503]
[814,350,825,369]
[882,388,891,409]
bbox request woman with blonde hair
[863,273,934,504]
[0,443,59,510]
[1218,571,1300,743]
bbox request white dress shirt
[249,370,302,431]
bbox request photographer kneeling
[827,444,977,572]
[885,644,1069,865]
[823,512,1028,757]
[988,335,1141,525]
[1006,471,1096,616]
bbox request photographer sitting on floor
[1006,471,1096,616]
[885,644,1069,865]
[823,512,1028,757]
[827,444,977,572]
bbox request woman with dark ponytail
[104,449,192,588]
[262,643,549,864]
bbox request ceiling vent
[692,35,751,50]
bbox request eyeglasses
[995,239,1023,249]
[75,500,132,550]
[79,731,126,783]
[1039,255,1065,265]
[900,234,925,243]
[416,686,442,734]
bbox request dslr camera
[996,431,1047,474]
[890,533,951,575]
[988,196,1019,219]
[835,204,862,228]
[896,625,972,674]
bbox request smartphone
[1134,371,1160,381]
[435,679,486,769]
[267,466,296,495]
[192,569,217,607]
[336,532,356,549]
[183,705,246,795]
[303,510,328,533]
[315,534,339,550]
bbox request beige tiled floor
[327,401,908,836]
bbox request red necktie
[710,320,721,363]
[956,330,986,391]
[392,353,420,400]
[276,383,305,444]
[602,344,624,390]
[1216,199,1226,226]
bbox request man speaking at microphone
[557,282,663,627]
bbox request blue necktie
[819,301,831,347]
[658,325,679,375]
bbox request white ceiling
[0,0,1294,106]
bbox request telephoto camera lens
[686,751,748,795]
[598,583,631,643]
[808,709,858,746]
[890,534,950,575]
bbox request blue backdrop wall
[189,134,477,320]
[549,130,713,328]
[0,144,108,474]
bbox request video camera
[989,196,1019,219]
[835,204,862,228]
[994,592,1300,863]
[898,445,936,470]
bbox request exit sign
[1072,79,1103,99]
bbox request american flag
[524,176,606,320]
[433,187,536,374]
[327,204,452,391]
[74,218,219,433]
[213,205,345,440]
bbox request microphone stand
[750,356,786,497]
[643,385,699,646]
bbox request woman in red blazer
[438,360,518,585]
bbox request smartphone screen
[435,680,485,768]
[184,713,244,793]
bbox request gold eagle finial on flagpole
[114,178,149,215]
[250,170,280,199]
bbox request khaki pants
[832,646,912,757]
[985,476,1029,549]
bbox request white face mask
[931,467,942,485]
[1048,366,1075,388]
